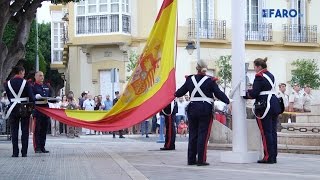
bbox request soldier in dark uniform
[160,101,178,150]
[33,71,52,153]
[244,57,281,164]
[5,66,34,157]
[175,60,230,166]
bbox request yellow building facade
[50,0,320,99]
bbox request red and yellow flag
[37,0,177,131]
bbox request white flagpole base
[220,151,259,163]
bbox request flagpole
[220,0,258,163]
[196,0,200,61]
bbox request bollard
[157,115,165,143]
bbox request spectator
[59,95,69,135]
[141,118,150,138]
[112,91,125,138]
[78,91,88,110]
[104,95,113,111]
[66,91,80,138]
[178,119,188,137]
[302,85,312,112]
[176,97,188,129]
[83,93,95,135]
[277,83,289,111]
[289,83,303,112]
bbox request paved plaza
[0,134,319,180]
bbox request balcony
[187,18,226,40]
[245,23,273,42]
[76,14,131,35]
[283,24,317,43]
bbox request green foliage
[216,55,232,93]
[126,51,140,81]
[291,59,320,89]
[3,20,63,92]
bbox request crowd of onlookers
[276,83,312,112]
[1,81,312,137]
[1,89,191,138]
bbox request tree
[126,50,140,81]
[216,55,232,93]
[291,59,320,89]
[0,0,78,91]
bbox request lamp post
[35,14,39,71]
[186,0,201,61]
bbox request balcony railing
[283,24,317,43]
[188,18,226,40]
[76,14,131,35]
[245,23,273,41]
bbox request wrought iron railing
[283,24,317,43]
[187,18,226,40]
[245,23,273,41]
[76,14,131,35]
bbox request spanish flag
[37,0,177,131]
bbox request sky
[37,1,51,23]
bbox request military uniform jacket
[33,82,52,108]
[4,76,35,119]
[5,77,35,104]
[160,101,178,116]
[244,69,281,116]
[175,74,229,116]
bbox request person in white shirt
[48,97,61,137]
[277,83,289,111]
[289,83,304,112]
[175,97,188,130]
[82,94,95,135]
[302,85,312,112]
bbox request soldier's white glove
[35,94,42,99]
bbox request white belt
[190,97,214,104]
[10,97,29,103]
[259,91,276,95]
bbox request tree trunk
[0,0,42,91]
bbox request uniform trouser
[34,113,49,151]
[10,115,30,155]
[256,113,278,161]
[188,114,213,164]
[164,115,176,149]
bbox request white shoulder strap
[8,80,26,99]
[190,76,209,99]
[263,74,275,90]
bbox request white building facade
[50,0,320,99]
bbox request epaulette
[185,75,193,79]
[211,77,219,81]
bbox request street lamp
[185,41,196,55]
[186,0,201,61]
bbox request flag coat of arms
[37,0,178,131]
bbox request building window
[52,22,64,62]
[194,0,215,38]
[246,0,259,31]
[75,0,131,35]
